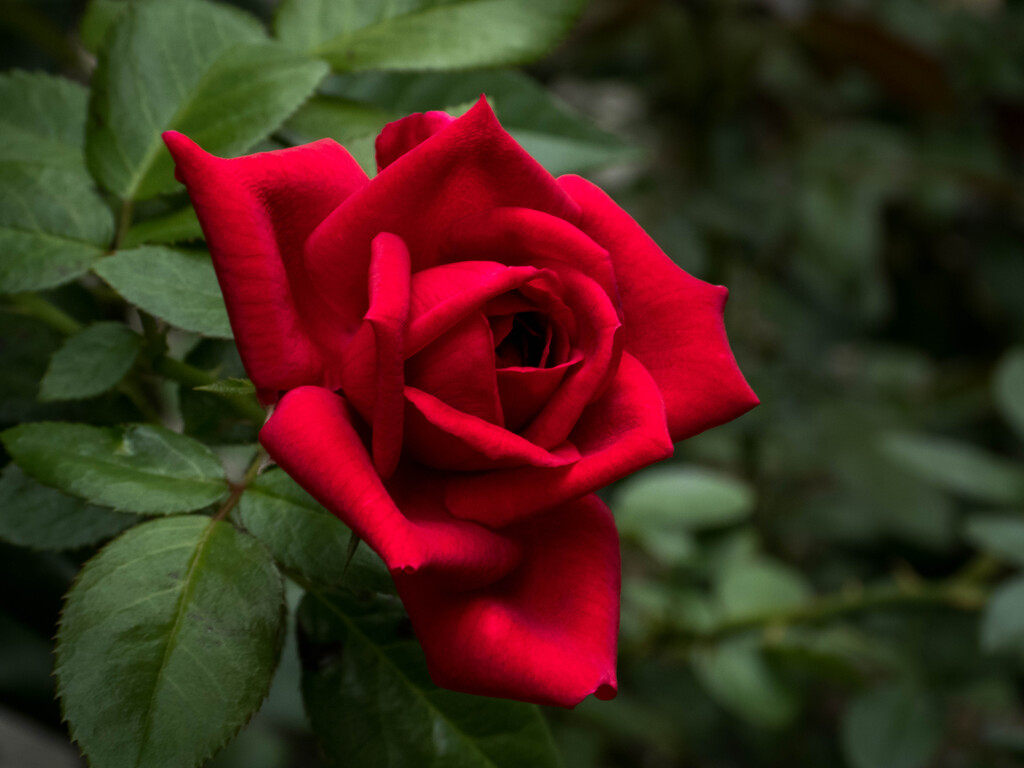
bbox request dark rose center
[491,311,553,369]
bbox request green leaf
[965,514,1024,567]
[716,558,812,619]
[840,683,940,768]
[123,205,203,248]
[0,72,114,293]
[95,246,232,338]
[0,464,134,550]
[195,378,256,397]
[56,515,285,768]
[692,637,798,730]
[39,322,141,402]
[290,70,634,176]
[995,348,1024,443]
[276,0,587,72]
[881,432,1024,505]
[615,465,756,533]
[298,589,561,767]
[80,0,131,53]
[1,422,228,514]
[87,0,327,201]
[239,469,394,594]
[981,576,1024,654]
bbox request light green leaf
[692,637,798,730]
[240,469,394,594]
[716,558,812,619]
[87,0,327,201]
[965,514,1024,567]
[123,205,203,248]
[298,589,561,767]
[615,465,756,533]
[39,322,141,401]
[0,72,114,293]
[95,246,232,338]
[841,683,940,768]
[1,422,228,514]
[276,0,587,72]
[995,349,1024,443]
[195,378,256,397]
[981,576,1024,654]
[0,464,135,550]
[57,516,285,768]
[881,432,1024,505]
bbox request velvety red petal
[445,353,673,527]
[444,206,620,307]
[375,110,454,171]
[260,386,520,588]
[406,261,556,355]
[404,387,578,472]
[304,98,580,325]
[559,175,759,441]
[163,131,367,400]
[395,494,620,708]
[496,353,581,433]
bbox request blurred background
[3,0,1024,766]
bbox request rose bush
[164,98,757,708]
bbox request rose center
[491,311,553,369]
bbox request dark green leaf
[0,72,114,293]
[95,247,232,338]
[87,0,326,201]
[57,516,285,768]
[123,205,203,248]
[195,378,256,397]
[692,637,798,730]
[965,514,1024,567]
[239,469,394,594]
[298,589,560,767]
[995,349,1024,443]
[0,464,134,550]
[1,422,228,514]
[276,0,587,72]
[39,322,141,402]
[881,433,1024,505]
[79,0,131,53]
[981,576,1024,654]
[292,70,634,176]
[615,465,756,533]
[840,683,940,768]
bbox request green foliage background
[2,0,1024,767]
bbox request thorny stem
[213,447,266,522]
[4,292,266,423]
[112,198,135,252]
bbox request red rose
[164,98,757,708]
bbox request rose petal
[559,175,759,441]
[395,493,620,708]
[304,98,580,325]
[375,110,455,171]
[404,387,579,472]
[163,131,367,400]
[406,311,503,426]
[496,353,581,433]
[446,353,673,527]
[260,386,520,588]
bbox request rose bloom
[164,98,757,708]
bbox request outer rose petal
[446,353,673,527]
[394,494,620,707]
[558,174,759,441]
[375,110,455,171]
[163,132,367,401]
[260,386,521,589]
[304,98,580,328]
